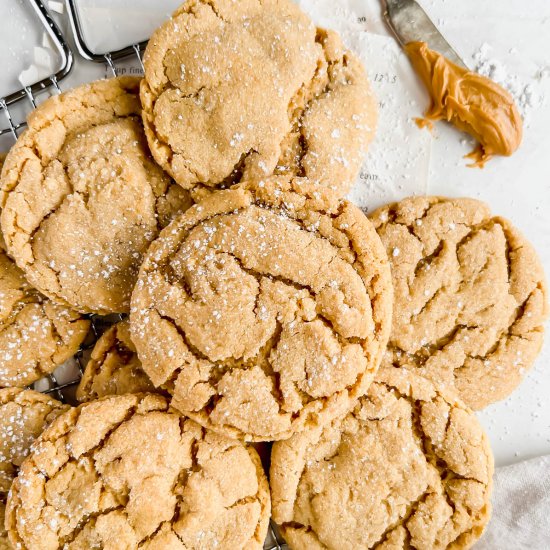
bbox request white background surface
[0,0,549,469]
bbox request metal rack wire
[0,0,73,140]
[2,2,287,548]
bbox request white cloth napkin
[477,455,550,549]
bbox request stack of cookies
[0,1,547,549]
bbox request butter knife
[381,0,468,69]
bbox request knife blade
[382,0,468,69]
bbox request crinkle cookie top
[141,0,376,196]
[370,196,548,410]
[76,320,155,402]
[271,367,494,550]
[0,77,193,315]
[0,248,89,387]
[6,393,270,550]
[130,176,393,441]
[0,388,67,548]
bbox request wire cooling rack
[0,0,72,140]
[0,0,78,399]
[2,2,287,548]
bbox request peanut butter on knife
[405,41,523,167]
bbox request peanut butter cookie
[130,176,393,441]
[0,247,89,387]
[369,196,548,410]
[271,367,494,550]
[0,77,193,315]
[0,388,67,549]
[6,393,270,550]
[76,320,155,402]
[141,0,376,197]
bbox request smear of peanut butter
[405,41,523,168]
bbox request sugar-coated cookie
[271,367,493,550]
[141,0,376,197]
[6,393,270,549]
[370,196,548,409]
[76,320,155,402]
[0,247,89,387]
[0,77,192,314]
[131,176,393,441]
[0,388,67,548]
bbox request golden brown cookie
[0,388,67,548]
[141,0,376,197]
[369,196,548,410]
[0,248,89,387]
[76,320,155,401]
[130,176,393,441]
[0,77,193,315]
[271,367,494,550]
[6,393,270,550]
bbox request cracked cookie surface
[6,393,270,550]
[369,196,548,410]
[76,320,155,402]
[271,367,493,550]
[130,176,393,441]
[0,247,89,387]
[141,0,376,197]
[0,77,193,315]
[0,388,67,549]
